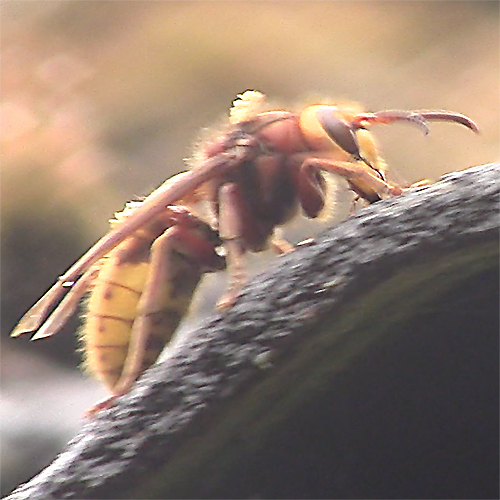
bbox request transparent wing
[11,144,256,338]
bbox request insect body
[83,200,225,412]
[13,174,226,413]
[196,92,478,306]
[11,91,478,412]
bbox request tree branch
[5,163,499,500]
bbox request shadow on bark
[5,164,499,500]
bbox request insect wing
[30,266,99,340]
[11,280,73,337]
[11,146,254,338]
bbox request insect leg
[304,158,403,203]
[269,228,294,254]
[217,183,247,310]
[296,161,327,218]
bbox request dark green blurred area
[2,1,498,364]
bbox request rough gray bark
[5,163,499,500]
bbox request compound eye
[315,107,363,161]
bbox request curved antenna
[355,111,430,135]
[352,109,479,135]
[415,111,479,133]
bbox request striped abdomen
[81,206,223,391]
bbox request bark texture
[5,163,499,500]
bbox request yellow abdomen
[81,243,204,391]
[79,202,223,393]
[83,257,150,391]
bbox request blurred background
[1,1,498,495]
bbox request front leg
[303,158,403,203]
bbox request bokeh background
[1,1,498,495]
